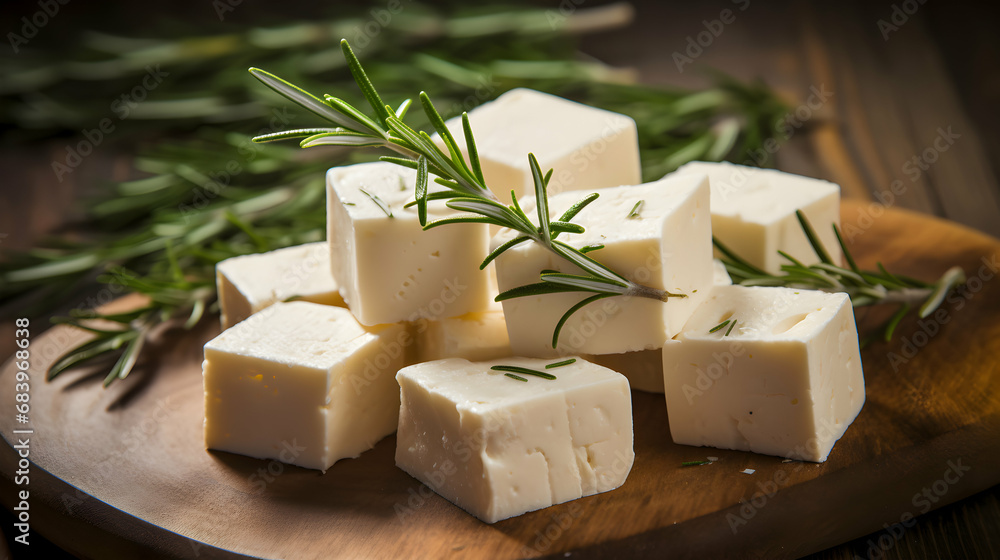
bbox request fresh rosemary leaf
[552,293,617,349]
[491,365,557,380]
[249,67,365,132]
[495,281,592,302]
[555,193,600,234]
[323,95,386,137]
[463,113,485,185]
[480,235,530,270]
[529,153,551,243]
[540,272,629,295]
[339,39,392,127]
[580,244,604,253]
[627,200,644,219]
[358,188,393,218]
[725,320,737,336]
[918,266,965,318]
[415,155,429,227]
[300,131,386,149]
[794,210,834,265]
[682,460,711,467]
[709,320,731,334]
[252,128,344,143]
[545,358,576,369]
[504,373,528,382]
[883,303,910,342]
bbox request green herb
[504,373,528,382]
[709,320,731,334]
[490,365,557,380]
[545,358,576,369]
[0,9,894,389]
[580,244,604,254]
[725,320,737,336]
[627,200,644,219]
[682,460,711,466]
[359,188,393,218]
[716,210,966,343]
[249,40,692,351]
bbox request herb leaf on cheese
[717,210,967,345]
[248,40,690,348]
[5,6,798,389]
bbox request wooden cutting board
[1,200,999,559]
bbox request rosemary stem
[623,282,680,302]
[875,287,933,305]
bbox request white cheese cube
[493,173,713,357]
[216,242,343,329]
[203,302,408,471]
[414,301,511,362]
[662,285,865,462]
[395,357,633,523]
[712,258,733,286]
[672,161,842,274]
[327,162,491,326]
[438,88,641,204]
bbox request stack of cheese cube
[202,87,865,524]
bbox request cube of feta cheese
[493,173,713,357]
[203,301,409,471]
[414,301,511,362]
[662,285,865,462]
[216,242,343,329]
[437,88,641,204]
[672,161,842,274]
[712,258,733,286]
[395,357,634,523]
[586,259,733,393]
[327,162,491,326]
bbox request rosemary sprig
[249,39,690,348]
[717,210,966,343]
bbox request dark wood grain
[1,201,997,559]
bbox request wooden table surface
[1,0,998,558]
